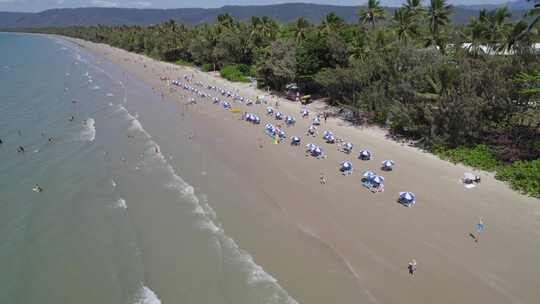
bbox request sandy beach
[65,36,540,304]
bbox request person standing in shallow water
[408,260,417,276]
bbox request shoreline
[62,36,540,304]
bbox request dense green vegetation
[220,64,252,82]
[16,0,540,197]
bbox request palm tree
[357,0,386,29]
[404,0,426,19]
[260,16,279,41]
[465,16,488,56]
[427,0,453,47]
[392,7,419,42]
[483,7,511,51]
[321,12,345,35]
[294,17,310,43]
[525,0,540,32]
[500,20,532,54]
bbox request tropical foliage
[18,2,540,196]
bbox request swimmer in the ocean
[32,184,43,192]
[17,146,24,153]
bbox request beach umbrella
[312,146,323,156]
[343,142,353,153]
[265,123,275,135]
[301,108,309,117]
[359,149,372,160]
[313,117,321,125]
[323,130,333,137]
[308,125,316,134]
[291,136,301,145]
[275,112,283,120]
[325,135,336,143]
[399,192,416,207]
[266,107,274,115]
[286,116,296,125]
[362,170,376,179]
[253,116,261,124]
[341,161,353,172]
[278,129,286,139]
[306,143,317,151]
[372,175,384,184]
[382,160,395,169]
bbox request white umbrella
[341,161,352,170]
[382,160,395,168]
[372,175,384,184]
[362,170,376,179]
[359,150,372,159]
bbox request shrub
[175,59,194,66]
[220,64,251,82]
[202,63,213,72]
[496,160,540,198]
[434,145,500,171]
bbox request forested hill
[0,3,531,28]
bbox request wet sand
[66,37,540,304]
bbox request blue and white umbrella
[359,150,372,160]
[399,192,416,206]
[301,109,309,117]
[308,125,317,134]
[313,117,321,125]
[275,112,283,120]
[266,107,274,115]
[291,136,301,145]
[265,123,276,135]
[306,143,317,151]
[312,146,323,156]
[362,170,376,179]
[253,116,261,124]
[325,134,335,143]
[371,175,384,184]
[222,102,231,109]
[382,160,395,168]
[323,130,333,137]
[286,116,296,125]
[341,161,353,171]
[343,142,353,153]
[278,129,286,139]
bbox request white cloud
[91,0,119,7]
[135,1,151,7]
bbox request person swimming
[17,146,24,153]
[32,184,43,193]
[0,138,3,144]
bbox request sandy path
[65,36,540,304]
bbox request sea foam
[134,285,161,304]
[115,104,298,304]
[80,118,96,141]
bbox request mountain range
[0,1,534,28]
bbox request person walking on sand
[408,260,417,276]
[474,217,485,243]
[324,112,328,123]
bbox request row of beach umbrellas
[174,78,416,207]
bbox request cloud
[135,1,151,7]
[91,0,119,7]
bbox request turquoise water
[0,33,296,304]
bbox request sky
[0,0,520,12]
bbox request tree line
[16,0,540,196]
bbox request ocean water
[0,33,296,304]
